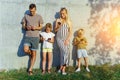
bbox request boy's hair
[45,23,52,32]
[78,28,84,32]
[29,3,36,9]
[77,28,84,36]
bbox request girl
[55,7,72,75]
[40,23,55,74]
[73,29,90,72]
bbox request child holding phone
[40,23,55,74]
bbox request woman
[55,7,72,75]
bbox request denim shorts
[24,37,39,51]
[77,49,88,58]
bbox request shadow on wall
[17,10,32,70]
[87,0,120,65]
[17,10,61,69]
[17,28,26,57]
[52,11,79,67]
[72,31,78,66]
[17,10,30,57]
[17,26,31,70]
[52,12,60,67]
[39,12,61,68]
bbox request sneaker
[58,69,61,73]
[75,68,80,72]
[62,72,67,75]
[86,67,90,72]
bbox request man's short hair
[29,3,36,9]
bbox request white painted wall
[0,0,120,70]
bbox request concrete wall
[0,0,120,70]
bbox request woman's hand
[55,19,61,32]
[64,39,69,46]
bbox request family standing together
[21,3,90,76]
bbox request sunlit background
[88,0,120,65]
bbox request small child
[40,23,55,74]
[73,29,90,72]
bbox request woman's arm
[64,21,72,45]
[55,19,61,32]
[65,21,72,41]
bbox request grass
[0,64,120,80]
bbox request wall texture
[0,0,120,70]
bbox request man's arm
[34,15,43,30]
[33,24,42,30]
[22,22,26,30]
[55,19,61,32]
[21,16,27,30]
[66,20,72,41]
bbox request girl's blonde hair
[45,23,52,32]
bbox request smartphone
[48,38,51,40]
[58,22,61,25]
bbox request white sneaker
[58,70,61,73]
[75,68,80,72]
[86,67,90,72]
[62,72,67,75]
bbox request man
[21,3,43,75]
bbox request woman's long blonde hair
[60,7,71,28]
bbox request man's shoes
[28,71,33,76]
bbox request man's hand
[31,26,35,31]
[26,26,31,31]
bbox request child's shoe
[58,69,61,73]
[47,69,51,74]
[62,72,67,75]
[42,70,45,75]
[75,68,81,72]
[86,67,90,72]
